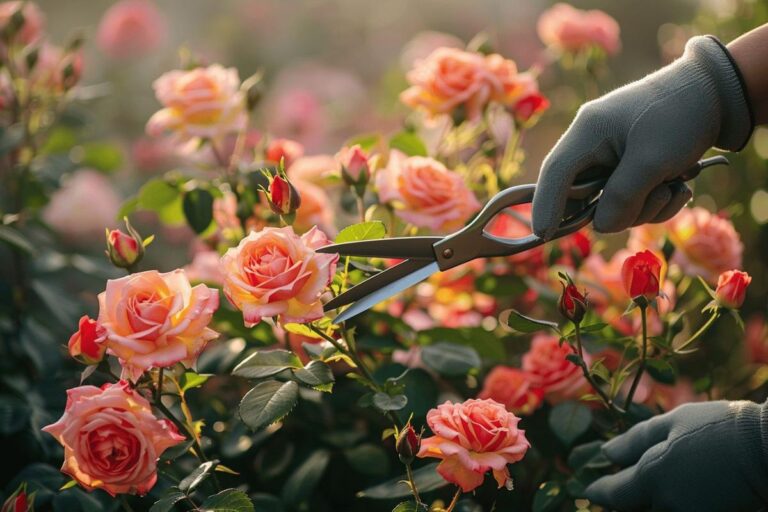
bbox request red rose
[68,315,106,365]
[268,174,301,216]
[714,270,751,309]
[513,92,550,123]
[558,279,588,324]
[620,250,665,303]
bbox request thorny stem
[625,304,649,409]
[445,487,462,512]
[573,323,624,414]
[405,463,423,507]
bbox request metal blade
[316,237,440,259]
[331,262,440,324]
[324,259,434,311]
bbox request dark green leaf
[149,490,186,512]
[335,221,386,243]
[415,327,505,361]
[389,131,428,157]
[0,226,36,255]
[249,494,284,512]
[357,462,447,499]
[183,188,215,233]
[292,360,334,391]
[201,489,254,512]
[502,309,558,333]
[646,359,676,385]
[421,342,481,376]
[548,401,592,447]
[239,380,299,430]
[372,392,408,411]
[344,443,390,477]
[532,481,566,512]
[179,460,218,493]
[0,396,30,434]
[280,449,331,507]
[232,350,302,379]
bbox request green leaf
[346,133,382,151]
[139,179,179,210]
[149,490,186,512]
[117,197,140,220]
[239,380,299,430]
[372,392,408,411]
[548,401,592,447]
[335,221,386,243]
[393,502,424,512]
[179,460,218,493]
[415,327,505,361]
[232,350,303,379]
[280,449,331,508]
[421,342,481,376]
[501,309,559,333]
[0,225,36,255]
[292,360,334,391]
[589,359,610,383]
[389,131,428,157]
[201,489,254,512]
[249,494,284,512]
[179,371,212,392]
[357,462,447,499]
[646,359,676,385]
[282,322,322,339]
[80,142,123,173]
[344,443,390,477]
[183,188,215,233]
[532,481,566,512]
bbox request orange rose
[417,399,529,492]
[146,65,247,143]
[537,3,621,55]
[620,250,665,302]
[522,334,589,403]
[221,226,338,326]
[97,270,219,380]
[400,47,496,120]
[42,381,185,496]
[715,270,751,309]
[478,366,544,415]
[376,151,480,232]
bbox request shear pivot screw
[442,248,453,259]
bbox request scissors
[317,155,729,324]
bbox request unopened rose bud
[512,93,550,124]
[1,483,32,512]
[268,174,301,216]
[558,275,587,324]
[715,270,751,309]
[105,218,147,270]
[339,145,370,193]
[621,250,664,306]
[396,423,421,465]
[68,315,106,365]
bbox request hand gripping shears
[317,156,728,324]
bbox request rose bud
[106,228,143,269]
[68,315,106,365]
[513,93,550,124]
[558,275,587,324]
[338,145,370,191]
[265,138,304,169]
[268,174,301,216]
[1,483,32,512]
[396,423,421,465]
[621,250,665,305]
[715,270,751,309]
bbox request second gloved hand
[532,36,753,238]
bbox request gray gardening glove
[532,35,753,238]
[585,400,768,512]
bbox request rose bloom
[97,0,167,59]
[745,315,768,365]
[478,366,544,415]
[401,47,497,120]
[98,270,219,380]
[537,3,621,55]
[417,399,529,492]
[146,65,247,143]
[0,1,44,45]
[400,30,464,71]
[522,334,589,403]
[42,381,185,496]
[292,179,336,236]
[376,151,480,232]
[28,43,83,93]
[185,249,225,286]
[621,250,665,301]
[265,138,304,169]
[715,270,751,309]
[43,169,121,242]
[221,226,338,326]
[131,136,177,173]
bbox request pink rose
[376,151,480,232]
[98,270,219,380]
[43,169,121,242]
[221,226,338,326]
[417,399,530,492]
[27,43,83,92]
[287,155,337,185]
[401,47,497,120]
[0,1,44,45]
[147,65,247,143]
[478,366,544,415]
[537,3,621,55]
[265,88,326,149]
[715,269,751,309]
[336,144,370,184]
[42,381,185,496]
[292,179,336,236]
[131,136,177,173]
[522,334,589,404]
[185,249,225,285]
[97,0,167,59]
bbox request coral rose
[42,381,184,496]
[478,366,544,415]
[715,270,751,309]
[376,151,480,232]
[401,47,496,120]
[68,315,106,365]
[147,65,247,143]
[265,138,304,168]
[537,3,621,55]
[621,250,665,302]
[292,179,335,236]
[97,0,167,59]
[522,334,589,403]
[98,270,219,380]
[417,399,529,492]
[221,226,338,326]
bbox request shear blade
[316,236,440,259]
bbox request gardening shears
[317,155,729,324]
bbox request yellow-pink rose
[97,270,219,380]
[417,399,529,492]
[537,3,621,55]
[42,381,185,496]
[146,64,247,143]
[221,226,338,326]
[376,151,480,232]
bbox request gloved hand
[585,400,768,512]
[532,36,753,239]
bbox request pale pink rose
[146,65,247,143]
[746,315,768,365]
[335,144,370,182]
[185,250,225,285]
[522,333,589,404]
[292,179,335,236]
[287,155,337,185]
[97,0,167,59]
[43,169,121,241]
[97,270,219,381]
[400,31,464,71]
[376,151,480,232]
[401,47,497,120]
[42,381,185,496]
[131,136,177,173]
[537,3,621,55]
[417,399,529,492]
[221,226,338,326]
[0,1,44,45]
[28,43,83,92]
[666,207,743,283]
[478,366,544,416]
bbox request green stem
[356,194,366,224]
[675,311,720,353]
[625,305,648,408]
[405,463,423,507]
[573,323,624,414]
